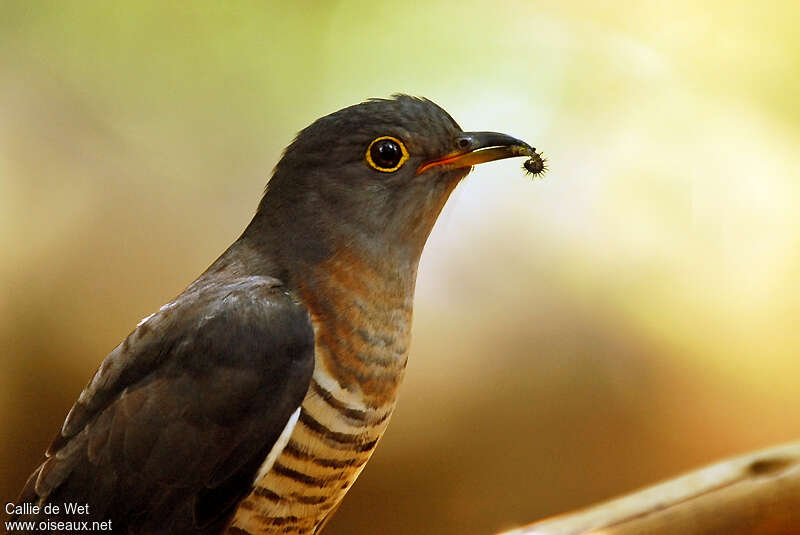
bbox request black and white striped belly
[227,353,404,534]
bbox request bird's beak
[417,131,538,175]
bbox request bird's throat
[296,246,414,408]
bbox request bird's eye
[366,136,409,172]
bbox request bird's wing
[15,276,315,534]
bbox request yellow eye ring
[365,136,409,172]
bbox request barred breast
[228,251,414,534]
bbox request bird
[9,95,542,534]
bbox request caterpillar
[523,151,547,178]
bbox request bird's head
[247,95,540,283]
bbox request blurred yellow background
[2,1,799,533]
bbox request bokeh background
[2,1,799,533]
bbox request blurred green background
[2,1,799,533]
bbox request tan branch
[499,442,800,535]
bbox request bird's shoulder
[55,274,313,450]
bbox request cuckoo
[10,95,543,534]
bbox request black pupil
[371,139,402,169]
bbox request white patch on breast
[312,365,370,411]
[253,407,300,485]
